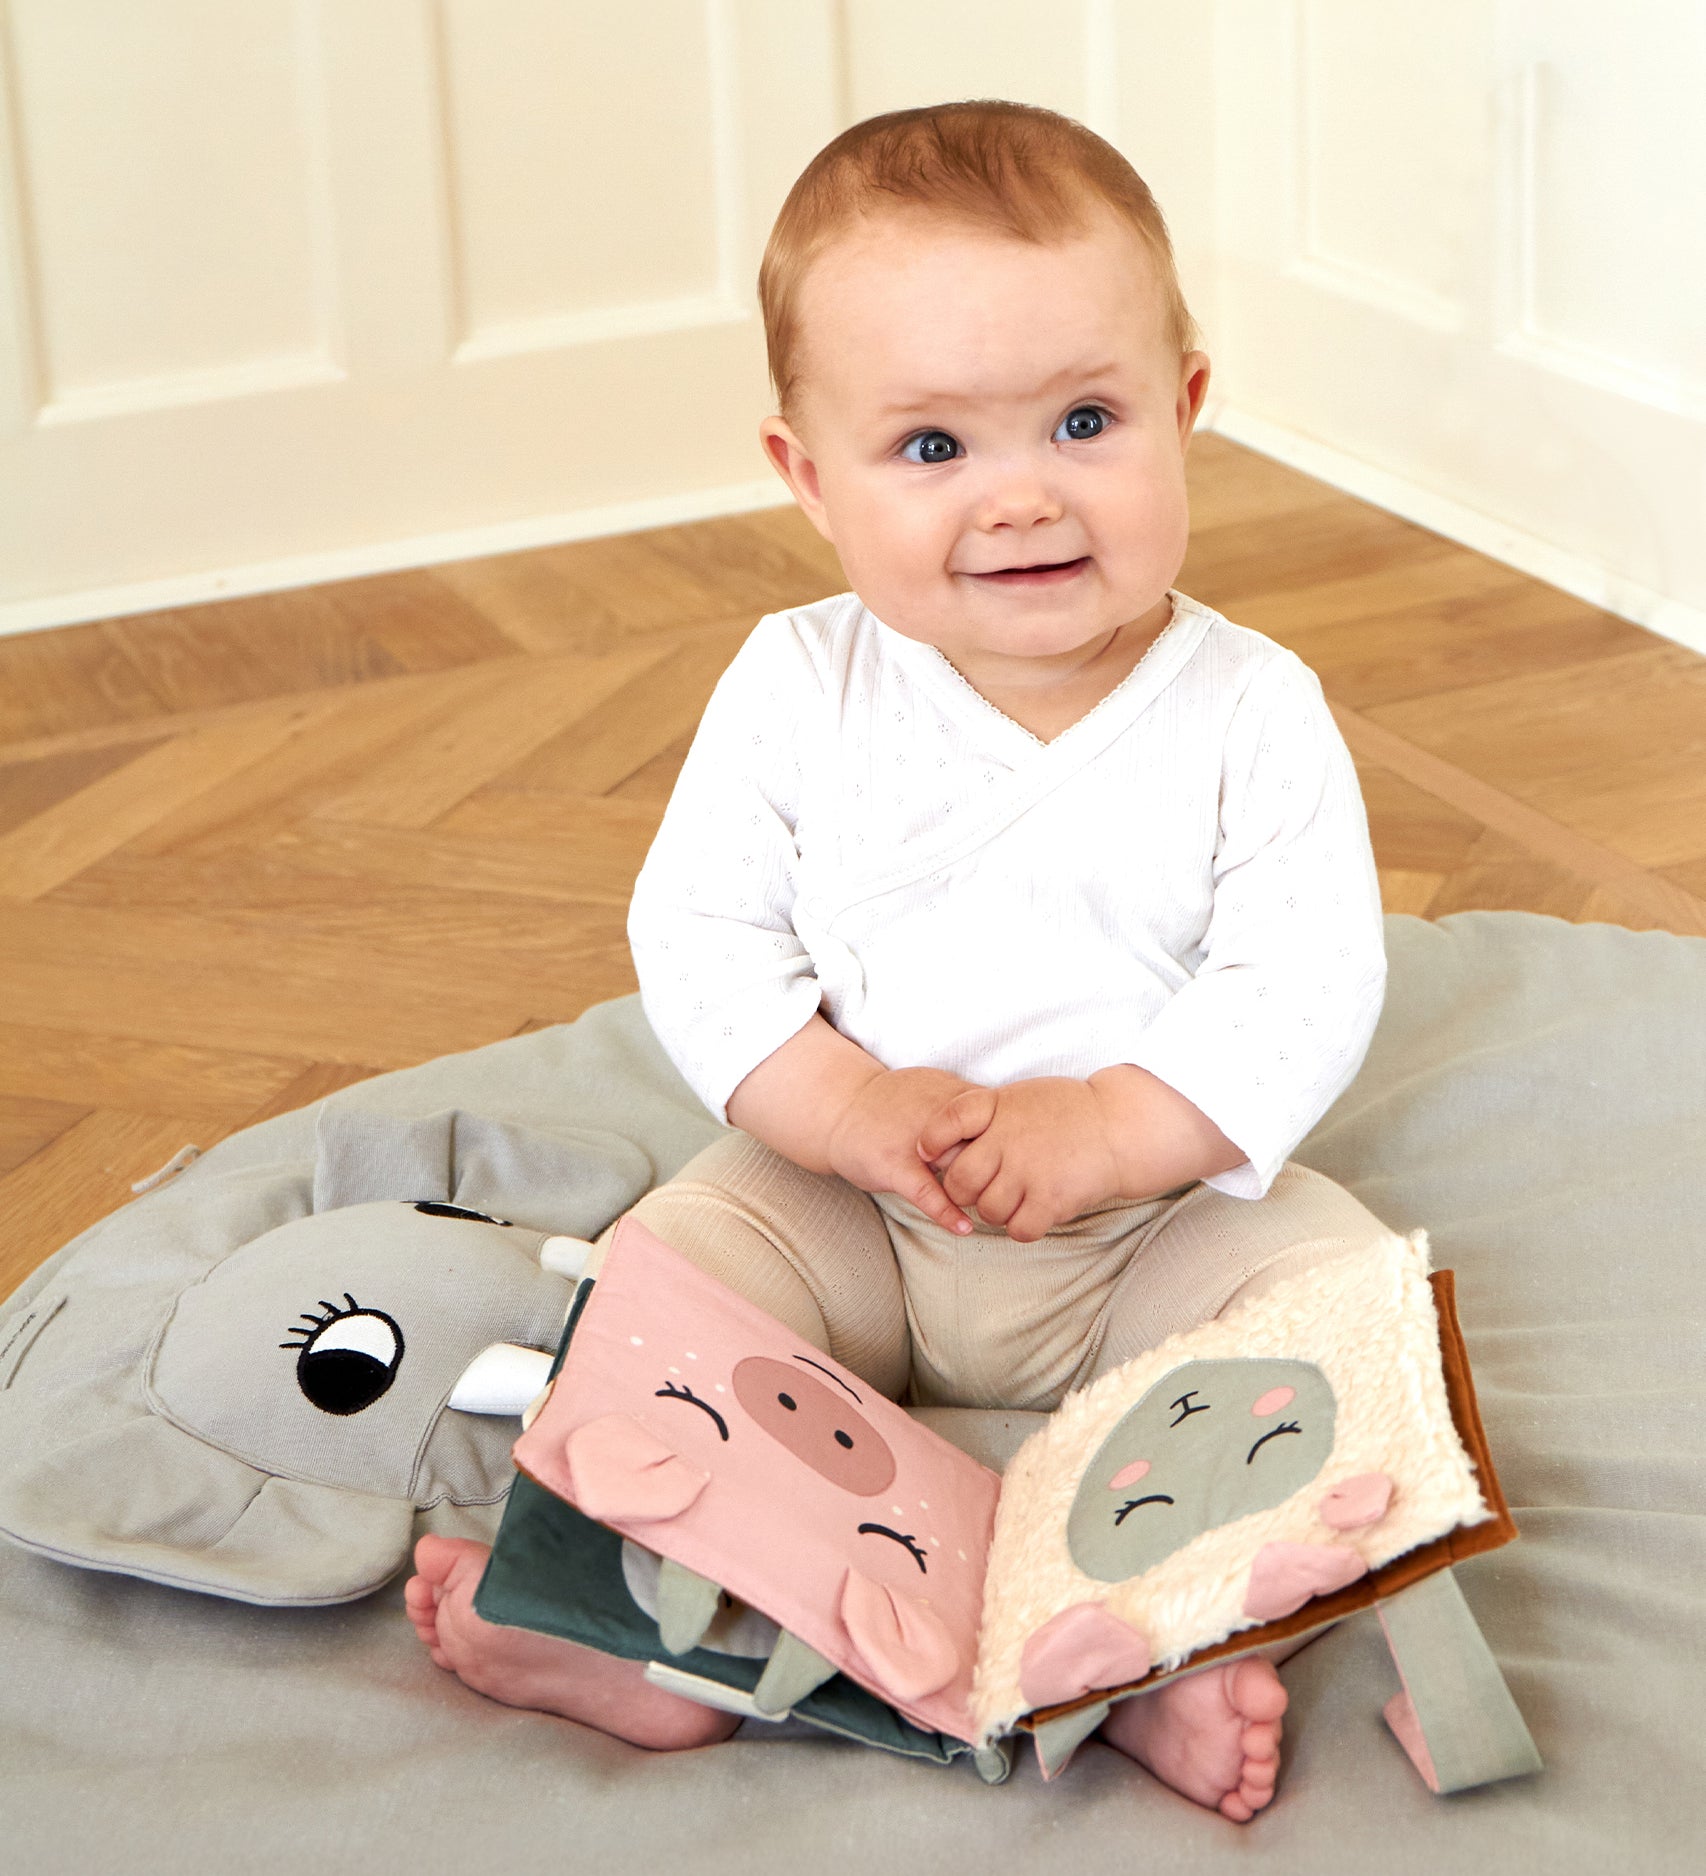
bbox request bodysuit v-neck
[627,590,1386,1198]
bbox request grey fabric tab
[752,1628,839,1716]
[655,1556,723,1656]
[1030,1699,1111,1779]
[1377,1568,1543,1793]
[313,1107,454,1211]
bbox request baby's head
[757,102,1210,683]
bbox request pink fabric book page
[511,1215,1000,1741]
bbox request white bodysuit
[628,589,1386,1200]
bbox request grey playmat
[3,911,1703,1873]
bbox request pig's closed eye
[1246,1421,1301,1465]
[656,1380,729,1441]
[857,1523,928,1573]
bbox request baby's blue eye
[902,430,960,465]
[1057,405,1107,442]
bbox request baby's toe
[1242,1718,1281,1761]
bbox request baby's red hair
[758,100,1198,422]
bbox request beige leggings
[615,1133,1395,1413]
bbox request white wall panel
[436,0,727,354]
[840,0,1095,124]
[1506,1,1706,415]
[5,0,337,419]
[1293,0,1486,330]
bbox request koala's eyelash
[280,1294,361,1349]
[1113,1493,1175,1526]
[1246,1421,1302,1465]
[656,1380,729,1441]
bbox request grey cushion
[2,913,1702,1873]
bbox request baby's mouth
[968,556,1091,587]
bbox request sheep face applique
[1065,1358,1337,1582]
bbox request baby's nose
[976,455,1065,530]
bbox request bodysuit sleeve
[1122,653,1387,1199]
[626,616,824,1123]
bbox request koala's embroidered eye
[282,1295,405,1416]
[412,1201,513,1225]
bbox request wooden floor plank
[118,665,510,858]
[0,1093,90,1178]
[0,694,336,899]
[0,1019,304,1125]
[0,1109,206,1297]
[0,617,167,743]
[0,737,172,840]
[1333,702,1706,936]
[1242,576,1635,710]
[493,621,751,797]
[0,896,633,1064]
[312,642,672,829]
[428,509,836,658]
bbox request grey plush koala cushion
[2,913,1703,1875]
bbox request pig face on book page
[511,1216,1000,1740]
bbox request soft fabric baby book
[476,1214,1537,1790]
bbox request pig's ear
[839,1567,959,1702]
[564,1413,709,1524]
[1019,1602,1152,1711]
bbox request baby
[409,101,1389,1822]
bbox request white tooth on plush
[448,1342,555,1415]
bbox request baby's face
[761,206,1208,685]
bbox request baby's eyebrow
[872,360,1128,422]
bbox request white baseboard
[1205,402,1706,660]
[0,477,795,640]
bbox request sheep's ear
[1018,1602,1151,1711]
[0,1415,414,1605]
[313,1106,455,1211]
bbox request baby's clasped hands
[918,1079,1127,1243]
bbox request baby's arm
[628,615,977,1233]
[917,1068,1242,1243]
[925,651,1385,1238]
[726,1015,978,1234]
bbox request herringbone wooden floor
[3,435,1704,1294]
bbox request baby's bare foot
[405,1534,740,1752]
[1099,1656,1287,1823]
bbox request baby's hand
[916,1078,1125,1243]
[825,1068,983,1235]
